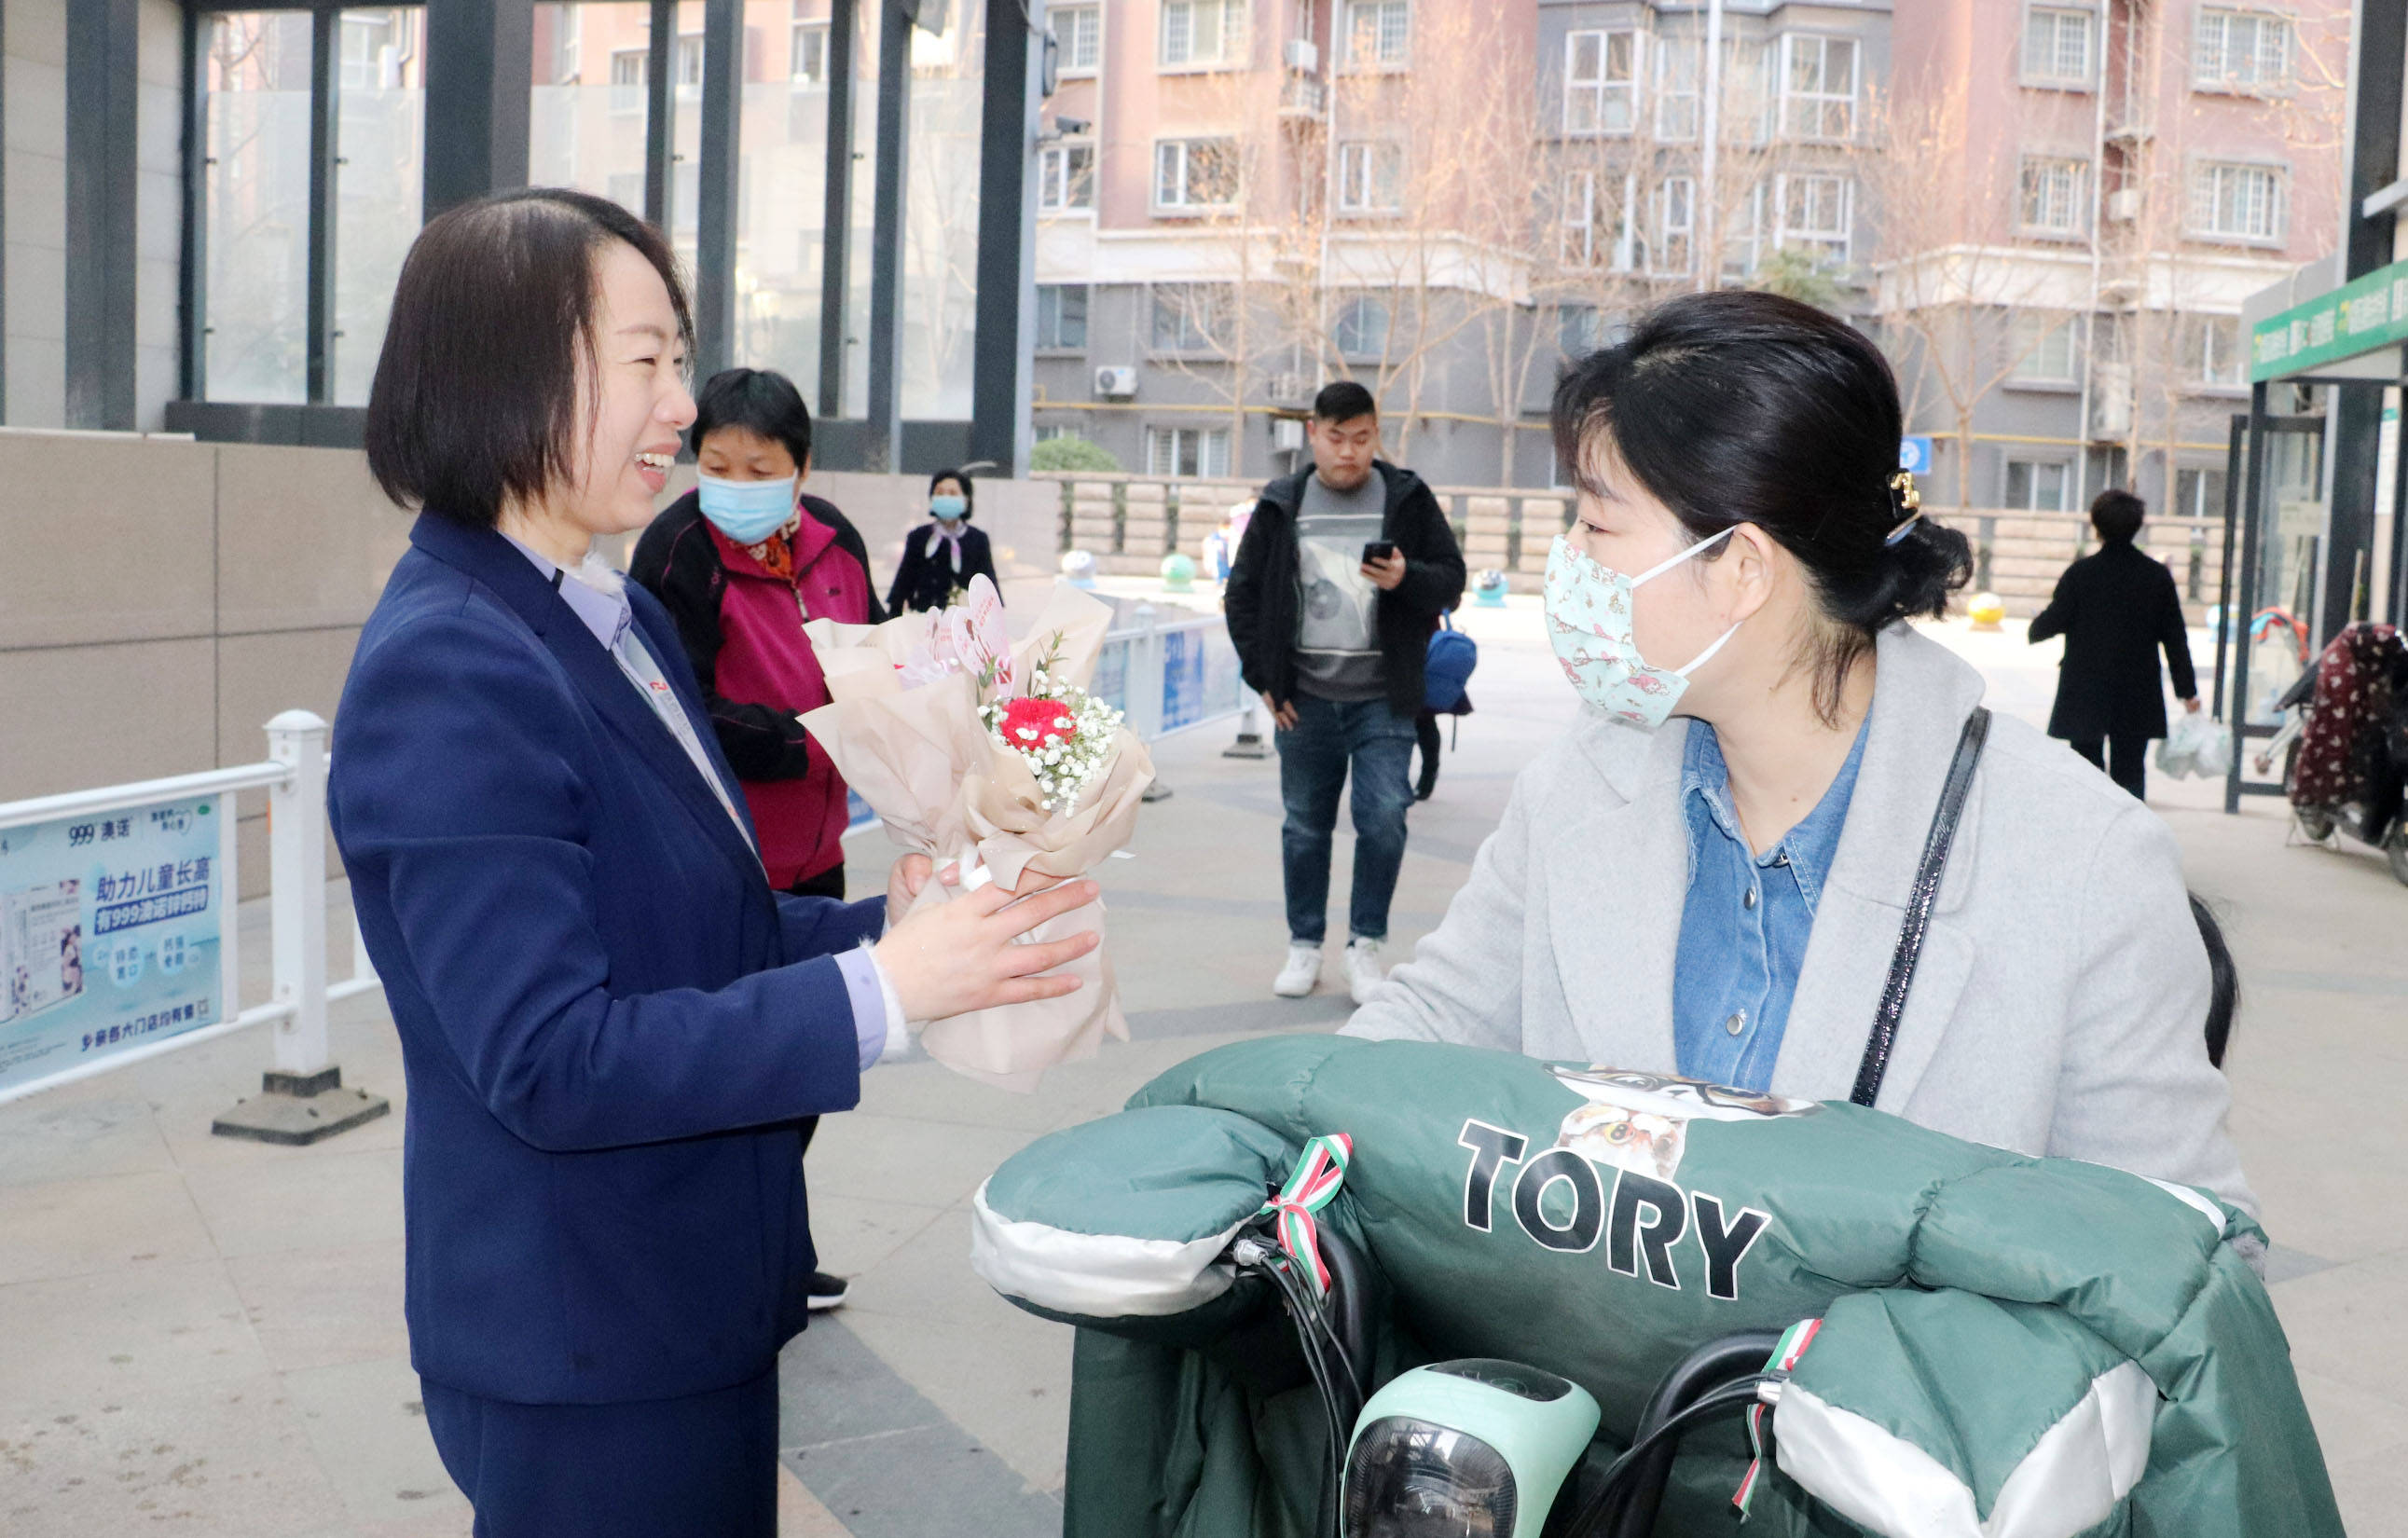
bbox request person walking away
[630,366,880,1314]
[886,469,998,613]
[1225,380,1466,1003]
[2028,488,2200,800]
[1416,605,1475,801]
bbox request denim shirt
[1671,716,1869,1092]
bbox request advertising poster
[0,795,225,1095]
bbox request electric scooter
[1221,1216,1786,1538]
[2256,621,2408,886]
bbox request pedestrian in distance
[1224,380,1467,1004]
[2028,487,2201,801]
[629,364,884,1317]
[330,187,1097,1538]
[886,468,998,614]
[1345,291,2250,1217]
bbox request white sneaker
[1273,944,1323,997]
[1343,939,1386,1006]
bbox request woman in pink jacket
[633,368,881,903]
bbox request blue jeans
[1275,693,1417,945]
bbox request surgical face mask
[930,494,969,525]
[1542,528,1740,730]
[696,472,798,544]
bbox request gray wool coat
[1343,624,2255,1215]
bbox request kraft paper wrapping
[799,584,1156,1091]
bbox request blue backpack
[1424,612,1477,711]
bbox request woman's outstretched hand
[874,870,1100,1023]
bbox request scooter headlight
[1341,1360,1600,1538]
[1342,1417,1517,1538]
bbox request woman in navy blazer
[330,189,1095,1538]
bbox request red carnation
[999,695,1078,748]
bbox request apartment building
[1029,0,2344,502]
[1888,0,2351,518]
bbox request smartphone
[1362,541,1397,564]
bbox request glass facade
[734,0,835,398]
[201,12,315,404]
[332,8,426,405]
[900,1,984,420]
[184,0,1011,446]
[529,3,654,219]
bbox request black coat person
[886,467,1000,613]
[2029,489,2198,798]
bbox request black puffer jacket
[1223,460,1465,720]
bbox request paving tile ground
[2,596,2401,1535]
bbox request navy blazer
[330,514,882,1406]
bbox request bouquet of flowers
[799,576,1154,1091]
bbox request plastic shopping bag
[2157,711,2226,779]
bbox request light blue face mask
[1542,529,1740,730]
[930,493,969,524]
[696,473,799,544]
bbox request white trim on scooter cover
[969,1178,1252,1319]
[1774,1360,2153,1538]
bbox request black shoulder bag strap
[1850,707,1992,1109]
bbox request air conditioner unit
[1094,366,1138,399]
[1267,370,1311,409]
[1285,38,1318,73]
[2105,188,2140,223]
[1273,418,1307,452]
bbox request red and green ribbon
[1259,1133,1354,1299]
[1732,1316,1822,1518]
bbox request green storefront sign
[2251,254,2408,381]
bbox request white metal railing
[0,710,378,1108]
[1094,601,1248,742]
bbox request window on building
[676,32,703,89]
[1160,0,1247,69]
[1775,173,1850,263]
[2011,312,2080,382]
[1151,282,1232,350]
[547,6,582,81]
[1779,34,1856,141]
[1652,177,1695,275]
[791,21,826,85]
[2190,161,2283,240]
[2023,7,2093,87]
[1655,36,1700,140]
[609,45,646,114]
[1053,3,1101,75]
[1332,295,1391,358]
[2004,459,2071,511]
[2189,314,2245,387]
[1039,142,1095,212]
[2019,157,2086,235]
[1336,141,1405,213]
[2194,8,2290,92]
[1560,171,1599,267]
[1564,30,1638,135]
[2174,465,2228,519]
[1155,138,1239,210]
[1721,182,1767,279]
[1036,284,1089,350]
[1147,425,1232,476]
[1344,0,1410,68]
[1558,304,1613,358]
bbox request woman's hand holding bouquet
[802,577,1155,1090]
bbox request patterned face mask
[1542,528,1741,730]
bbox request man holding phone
[1225,381,1466,1004]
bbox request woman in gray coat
[1344,293,2251,1215]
